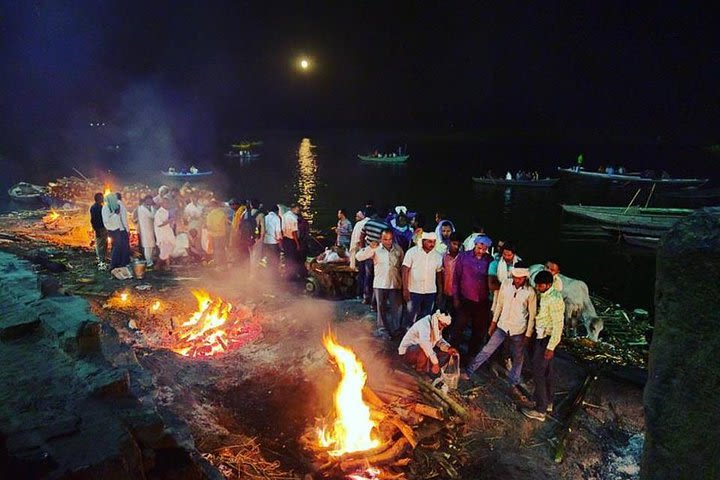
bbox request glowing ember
[317,333,379,456]
[42,209,60,224]
[172,290,257,358]
[120,292,129,302]
[151,300,161,311]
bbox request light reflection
[295,138,317,225]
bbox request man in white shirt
[402,232,444,328]
[356,229,404,339]
[183,193,203,232]
[281,203,302,279]
[350,210,370,301]
[462,264,536,396]
[399,311,458,376]
[263,204,283,272]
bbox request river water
[2,130,718,312]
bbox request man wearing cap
[402,232,444,327]
[461,263,536,400]
[398,311,458,376]
[451,235,493,358]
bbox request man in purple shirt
[452,235,493,358]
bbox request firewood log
[413,403,444,420]
[339,438,409,471]
[418,380,470,420]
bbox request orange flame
[42,209,60,223]
[151,300,161,311]
[120,292,129,302]
[317,333,379,456]
[103,184,112,198]
[173,290,233,357]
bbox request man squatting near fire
[398,310,459,377]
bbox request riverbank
[0,214,645,479]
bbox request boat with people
[8,182,50,203]
[558,167,709,188]
[358,153,409,163]
[472,177,559,188]
[161,167,213,178]
[225,150,261,160]
[562,204,693,231]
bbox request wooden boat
[562,204,693,230]
[358,154,409,163]
[558,168,709,188]
[8,182,50,203]
[472,177,559,187]
[161,170,213,178]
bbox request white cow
[528,264,603,341]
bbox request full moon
[300,59,309,70]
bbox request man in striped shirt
[360,210,390,307]
[522,270,565,422]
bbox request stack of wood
[301,370,470,478]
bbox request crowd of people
[90,190,566,422]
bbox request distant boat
[161,170,213,178]
[562,204,693,231]
[558,168,709,188]
[472,177,559,188]
[8,182,50,203]
[232,141,263,149]
[225,150,260,160]
[358,154,409,163]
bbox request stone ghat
[0,251,222,479]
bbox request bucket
[132,261,146,279]
[441,353,461,390]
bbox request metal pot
[132,261,146,279]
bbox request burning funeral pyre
[102,288,262,358]
[302,333,470,479]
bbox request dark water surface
[2,131,718,312]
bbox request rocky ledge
[0,251,221,479]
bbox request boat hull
[358,154,409,163]
[161,171,213,178]
[558,168,708,188]
[472,177,558,187]
[562,204,692,230]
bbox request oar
[644,182,657,208]
[623,188,642,214]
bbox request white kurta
[154,207,176,260]
[137,205,156,248]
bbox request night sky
[1,1,718,156]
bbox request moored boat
[558,168,709,188]
[562,204,693,230]
[472,177,559,187]
[8,182,50,203]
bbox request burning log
[339,438,410,472]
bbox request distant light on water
[295,138,317,225]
